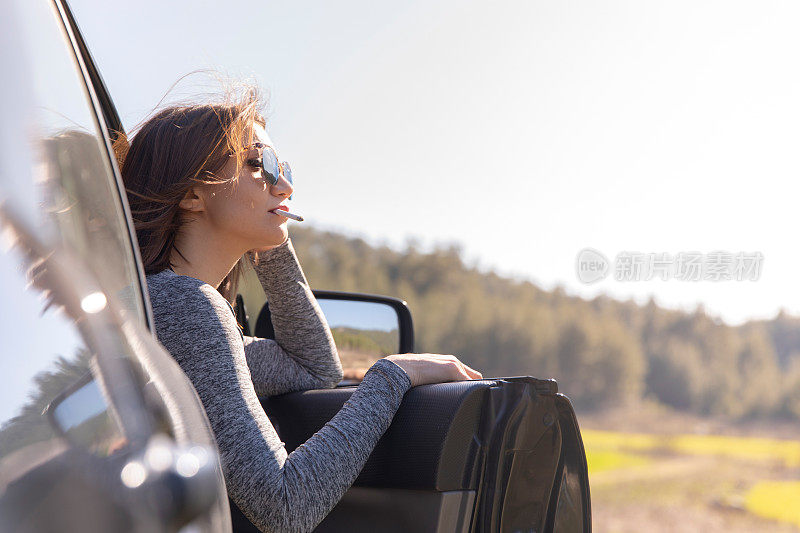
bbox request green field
[583,429,800,532]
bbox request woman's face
[201,123,294,252]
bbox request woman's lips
[268,205,304,221]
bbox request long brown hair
[117,89,264,302]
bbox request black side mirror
[314,291,415,355]
[253,291,414,382]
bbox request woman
[119,90,481,533]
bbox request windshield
[1,0,147,325]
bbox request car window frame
[52,0,154,331]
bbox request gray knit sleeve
[243,238,343,396]
[147,271,412,533]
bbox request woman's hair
[117,85,264,302]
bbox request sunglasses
[246,142,293,193]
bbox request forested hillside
[290,226,800,419]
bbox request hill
[290,225,800,420]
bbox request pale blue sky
[69,0,800,325]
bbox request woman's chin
[262,227,288,247]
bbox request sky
[67,0,800,326]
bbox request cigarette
[271,208,304,222]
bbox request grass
[669,434,800,467]
[583,429,800,467]
[746,482,800,528]
[581,428,800,531]
[584,449,650,474]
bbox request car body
[0,0,591,531]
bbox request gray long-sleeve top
[146,238,412,533]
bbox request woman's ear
[179,187,205,212]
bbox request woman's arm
[244,238,343,396]
[149,276,410,533]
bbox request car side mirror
[315,292,414,383]
[252,291,414,383]
[314,291,414,355]
[44,372,129,457]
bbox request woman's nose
[272,171,293,198]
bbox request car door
[233,289,591,532]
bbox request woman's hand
[384,353,482,387]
